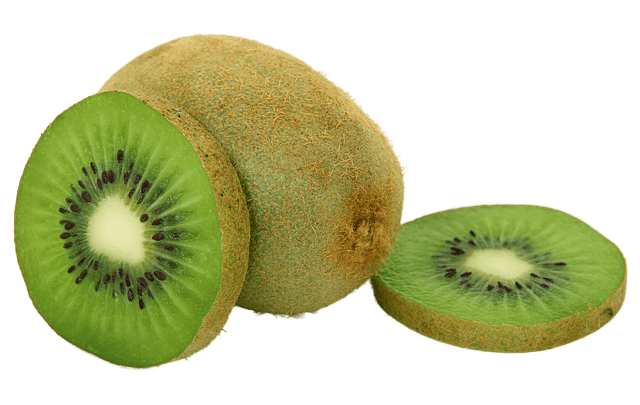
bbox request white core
[463,249,533,280]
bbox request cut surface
[372,205,626,352]
[15,92,226,367]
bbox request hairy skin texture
[101,35,404,315]
[118,91,251,362]
[371,272,627,352]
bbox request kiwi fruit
[14,90,250,367]
[100,35,404,315]
[371,205,626,352]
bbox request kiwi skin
[17,90,250,365]
[101,35,404,315]
[369,204,629,354]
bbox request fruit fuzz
[101,35,405,315]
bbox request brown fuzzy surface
[371,271,627,352]
[101,35,404,315]
[114,91,251,361]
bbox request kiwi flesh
[100,35,404,315]
[371,205,626,352]
[14,90,250,367]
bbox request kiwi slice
[371,205,626,352]
[14,91,250,367]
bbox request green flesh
[15,92,222,367]
[376,205,626,326]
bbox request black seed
[137,285,143,296]
[152,219,163,226]
[134,174,142,185]
[454,238,461,243]
[108,170,115,184]
[95,281,101,291]
[515,282,523,289]
[140,214,149,222]
[137,195,144,204]
[118,268,124,278]
[78,257,86,266]
[503,241,508,247]
[144,272,155,282]
[75,269,88,284]
[498,281,504,288]
[460,272,472,278]
[97,178,103,190]
[527,284,532,289]
[466,283,472,288]
[66,198,74,204]
[129,162,134,171]
[128,289,134,301]
[171,231,180,239]
[124,172,130,184]
[82,167,89,177]
[59,208,69,214]
[81,191,92,202]
[555,262,566,266]
[64,222,75,230]
[460,280,467,285]
[504,286,513,293]
[112,292,117,299]
[137,278,148,289]
[128,188,135,199]
[141,181,150,194]
[445,271,456,278]
[139,298,145,309]
[154,271,166,281]
[60,232,71,239]
[102,171,108,184]
[147,290,154,299]
[152,233,164,241]
[93,261,99,271]
[63,242,73,249]
[90,162,97,174]
[487,285,494,291]
[120,283,125,294]
[117,150,123,163]
[540,284,550,289]
[470,230,476,237]
[125,274,132,287]
[468,241,476,246]
[67,265,76,273]
[78,180,86,189]
[112,273,116,283]
[70,205,81,213]
[531,273,540,278]
[451,247,465,255]
[543,277,554,283]
[103,274,110,284]
[164,245,174,251]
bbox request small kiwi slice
[15,90,250,367]
[100,35,404,315]
[371,205,626,352]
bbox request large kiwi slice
[100,35,404,315]
[371,205,626,352]
[15,91,250,367]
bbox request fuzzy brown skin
[371,271,627,352]
[115,91,251,362]
[101,35,404,315]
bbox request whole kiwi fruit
[101,35,404,315]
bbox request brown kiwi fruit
[101,35,404,315]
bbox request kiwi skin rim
[17,90,251,366]
[371,269,626,353]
